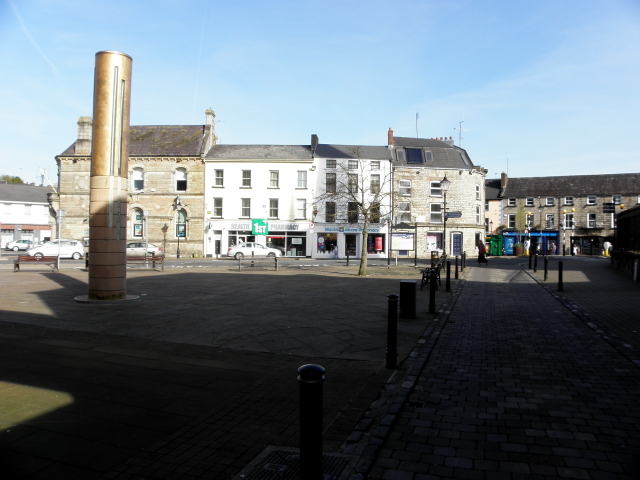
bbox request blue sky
[1,0,639,184]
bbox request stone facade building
[389,131,487,258]
[51,110,216,257]
[493,172,640,255]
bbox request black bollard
[85,252,89,271]
[558,261,564,291]
[533,254,538,273]
[429,270,437,313]
[544,256,548,281]
[399,280,417,319]
[298,364,325,480]
[386,294,398,369]
[461,252,465,271]
[455,256,459,279]
[528,252,532,270]
[346,250,350,266]
[446,261,451,292]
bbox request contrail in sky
[8,0,61,78]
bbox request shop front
[312,225,388,259]
[205,220,311,258]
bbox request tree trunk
[358,218,369,276]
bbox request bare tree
[314,147,393,276]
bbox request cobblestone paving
[366,259,640,479]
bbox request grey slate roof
[206,144,313,160]
[392,136,474,169]
[502,173,640,197]
[58,125,207,157]
[314,144,391,160]
[485,179,502,200]
[0,183,54,203]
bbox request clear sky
[1,0,639,184]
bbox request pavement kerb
[339,272,469,479]
[521,264,640,370]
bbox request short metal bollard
[429,270,437,313]
[399,280,417,319]
[544,256,548,281]
[461,252,466,271]
[446,261,451,292]
[298,364,325,480]
[533,254,538,273]
[558,261,563,291]
[346,250,350,266]
[455,256,459,279]
[529,253,532,270]
[386,294,398,369]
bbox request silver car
[5,239,33,251]
[126,242,163,256]
[27,239,84,259]
[227,242,282,260]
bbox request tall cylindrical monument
[88,51,132,300]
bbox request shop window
[133,209,143,237]
[326,202,336,222]
[132,167,144,192]
[348,202,359,223]
[269,199,278,218]
[176,168,187,192]
[214,169,224,187]
[367,234,385,253]
[213,198,222,217]
[316,233,337,254]
[242,170,252,187]
[326,172,336,193]
[241,198,250,217]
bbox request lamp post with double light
[441,175,451,256]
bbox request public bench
[126,255,164,271]
[237,256,279,271]
[14,255,59,272]
[420,254,446,290]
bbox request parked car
[126,242,163,256]
[266,242,286,255]
[27,239,84,259]
[5,239,33,251]
[227,242,282,259]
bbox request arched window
[132,167,144,192]
[176,168,187,192]
[176,209,187,238]
[133,209,144,237]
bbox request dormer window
[406,148,423,164]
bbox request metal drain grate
[235,446,354,480]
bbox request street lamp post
[538,204,543,254]
[440,175,451,256]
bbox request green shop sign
[252,219,269,235]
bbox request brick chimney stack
[75,116,92,155]
[388,128,394,146]
[500,172,508,189]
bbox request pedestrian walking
[477,239,488,266]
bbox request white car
[227,242,283,260]
[126,242,163,256]
[5,239,33,251]
[27,239,85,259]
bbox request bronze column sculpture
[87,51,132,300]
